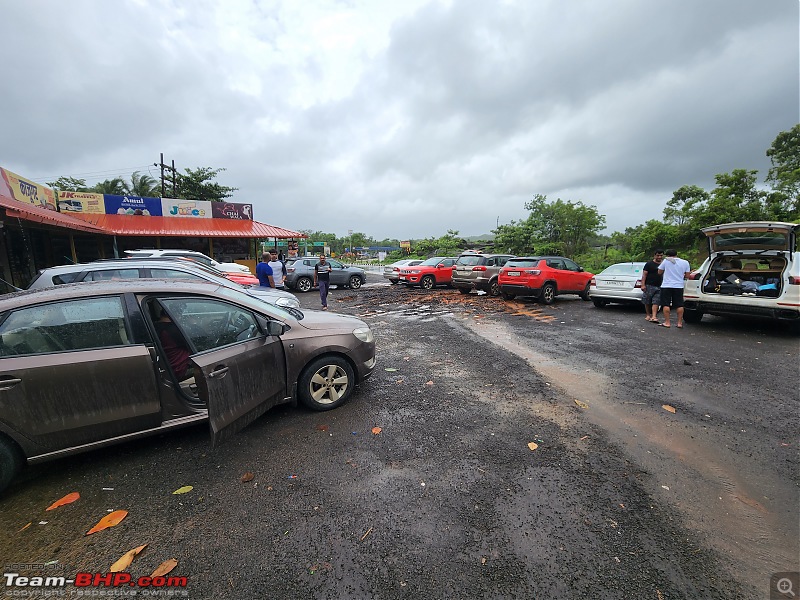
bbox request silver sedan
[588,262,647,307]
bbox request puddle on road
[461,318,797,589]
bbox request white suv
[124,249,251,274]
[683,221,800,323]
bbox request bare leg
[676,307,684,328]
[651,305,660,320]
[662,305,671,326]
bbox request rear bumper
[685,298,800,320]
[500,283,540,297]
[452,277,491,291]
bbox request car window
[0,297,130,356]
[602,264,642,275]
[563,259,580,272]
[86,269,140,281]
[160,298,261,352]
[497,256,512,267]
[150,268,206,282]
[456,255,482,266]
[51,272,81,285]
[547,259,566,270]
[443,259,456,266]
[328,259,344,268]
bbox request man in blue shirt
[255,252,275,287]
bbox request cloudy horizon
[1,0,797,240]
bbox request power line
[31,165,154,181]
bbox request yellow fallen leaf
[574,399,589,409]
[527,442,539,451]
[18,522,32,532]
[372,427,382,435]
[86,510,128,535]
[173,486,193,495]
[46,492,80,511]
[662,404,676,414]
[241,472,254,483]
[110,544,147,572]
[151,558,178,578]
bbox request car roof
[2,279,225,311]
[458,252,514,257]
[36,259,222,276]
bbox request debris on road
[110,544,147,572]
[46,492,80,511]
[86,510,128,535]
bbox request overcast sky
[1,0,797,240]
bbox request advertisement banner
[0,167,56,210]
[161,198,211,218]
[211,202,253,220]
[104,195,163,216]
[57,191,106,214]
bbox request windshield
[506,259,541,268]
[710,232,791,252]
[456,255,483,266]
[218,286,297,321]
[419,257,445,266]
[600,263,644,276]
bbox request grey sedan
[588,262,647,307]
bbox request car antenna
[0,277,22,292]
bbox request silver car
[27,260,301,310]
[383,259,422,284]
[284,257,366,292]
[588,262,647,308]
[0,280,376,493]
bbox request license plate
[507,272,520,277]
[605,280,625,286]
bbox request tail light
[472,266,487,271]
[393,267,400,273]
[590,277,596,287]
[524,269,541,275]
[789,276,800,285]
[635,279,642,286]
[688,271,702,280]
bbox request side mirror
[436,263,444,268]
[578,267,584,272]
[257,314,286,336]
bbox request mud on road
[1,283,797,599]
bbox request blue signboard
[104,195,163,216]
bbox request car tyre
[0,435,23,494]
[683,309,704,324]
[458,287,470,295]
[389,279,399,285]
[299,355,354,411]
[349,275,363,290]
[540,283,556,305]
[501,292,515,301]
[580,283,591,301]
[296,277,313,293]
[488,279,501,297]
[420,275,435,290]
[592,298,607,308]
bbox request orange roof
[0,193,105,233]
[70,213,306,238]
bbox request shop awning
[70,213,306,238]
[0,194,106,233]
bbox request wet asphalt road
[1,281,798,599]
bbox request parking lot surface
[1,282,797,599]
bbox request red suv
[498,256,594,304]
[399,256,458,289]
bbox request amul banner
[0,167,56,210]
[105,195,163,216]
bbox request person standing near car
[268,250,286,290]
[314,254,332,310]
[641,249,664,323]
[657,249,691,328]
[256,252,275,288]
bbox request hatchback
[284,257,366,292]
[451,252,516,296]
[498,256,594,304]
[683,221,800,323]
[0,280,375,493]
[589,262,647,308]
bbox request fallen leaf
[240,473,254,483]
[151,558,178,578]
[579,435,590,441]
[46,492,80,511]
[662,404,676,414]
[316,424,329,432]
[110,544,147,572]
[527,442,539,451]
[371,427,382,435]
[425,380,434,386]
[18,522,32,532]
[384,368,398,372]
[574,399,589,409]
[172,486,193,495]
[86,510,128,535]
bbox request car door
[327,259,347,285]
[158,297,287,446]
[0,296,162,452]
[562,258,584,291]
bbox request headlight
[353,327,374,343]
[275,297,301,309]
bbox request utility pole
[154,153,178,197]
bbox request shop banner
[57,191,106,214]
[0,167,56,210]
[211,202,253,220]
[161,198,211,218]
[104,195,163,216]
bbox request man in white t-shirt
[656,249,692,328]
[267,251,286,290]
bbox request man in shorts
[657,249,691,328]
[641,249,664,323]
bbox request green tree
[91,177,127,195]
[168,167,238,202]
[125,171,160,197]
[45,176,90,192]
[766,124,800,200]
[664,185,709,226]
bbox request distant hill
[464,233,495,241]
